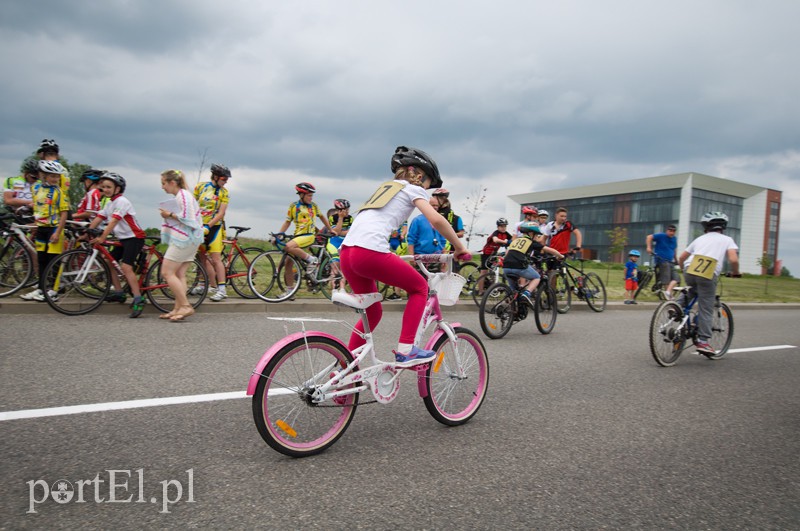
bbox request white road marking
[726,345,796,353]
[2,344,796,421]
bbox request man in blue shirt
[407,197,445,255]
[646,224,679,299]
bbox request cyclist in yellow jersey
[276,182,334,275]
[36,139,70,196]
[193,163,230,301]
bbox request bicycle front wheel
[479,282,515,340]
[0,237,33,297]
[252,336,358,457]
[423,326,489,425]
[706,302,734,359]
[649,301,686,367]
[534,285,558,335]
[41,249,111,316]
[550,272,572,314]
[583,272,607,312]
[228,247,263,299]
[248,250,301,302]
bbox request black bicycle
[634,255,677,301]
[648,284,734,367]
[478,266,558,339]
[547,253,607,313]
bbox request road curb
[2,297,799,316]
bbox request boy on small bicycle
[340,146,469,366]
[676,212,740,355]
[503,221,563,305]
[88,172,147,317]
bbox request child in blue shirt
[624,250,641,304]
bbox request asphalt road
[1,305,799,529]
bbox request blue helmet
[629,250,641,257]
[519,221,542,235]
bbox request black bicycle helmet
[37,139,59,154]
[295,182,316,194]
[700,211,728,231]
[81,168,104,181]
[496,217,509,226]
[333,199,350,209]
[100,172,126,193]
[390,146,442,188]
[21,156,40,175]
[210,163,231,178]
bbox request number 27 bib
[687,254,718,279]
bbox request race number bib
[687,254,718,279]
[357,181,404,212]
[507,237,533,254]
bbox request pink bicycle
[247,254,490,457]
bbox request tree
[605,226,628,283]
[461,185,488,250]
[780,266,792,278]
[756,253,774,294]
[65,160,90,209]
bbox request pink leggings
[339,245,428,350]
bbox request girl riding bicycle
[340,146,469,365]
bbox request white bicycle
[247,254,490,457]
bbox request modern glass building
[508,172,782,275]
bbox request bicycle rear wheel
[423,326,489,425]
[706,302,734,359]
[252,335,358,457]
[634,270,653,300]
[228,247,263,299]
[316,253,346,299]
[144,258,209,312]
[550,272,572,314]
[0,237,33,297]
[41,249,111,316]
[583,272,606,312]
[534,285,558,334]
[649,301,686,367]
[478,282,515,340]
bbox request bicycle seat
[331,291,383,310]
[229,226,250,232]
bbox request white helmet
[38,160,66,174]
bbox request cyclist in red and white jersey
[541,207,582,255]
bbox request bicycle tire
[550,272,572,314]
[478,282,515,340]
[583,272,607,312]
[42,249,111,316]
[423,326,489,425]
[649,301,686,367]
[455,262,478,297]
[252,335,358,457]
[248,250,301,302]
[144,258,209,312]
[0,236,33,297]
[634,270,653,300]
[316,253,344,300]
[706,302,734,359]
[228,246,263,299]
[534,285,558,334]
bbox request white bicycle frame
[249,254,463,405]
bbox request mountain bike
[648,283,734,367]
[634,255,676,301]
[470,249,505,306]
[547,253,607,313]
[0,212,36,297]
[247,231,345,302]
[40,230,208,315]
[248,254,489,457]
[194,225,263,299]
[478,265,558,338]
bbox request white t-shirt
[343,180,429,253]
[682,231,738,276]
[98,195,146,239]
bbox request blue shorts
[503,266,540,281]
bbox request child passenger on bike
[502,221,563,305]
[88,172,148,318]
[340,146,469,366]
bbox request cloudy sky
[2,1,798,273]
